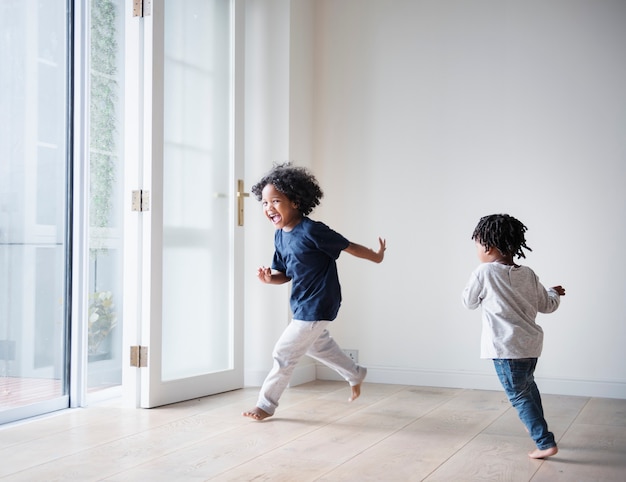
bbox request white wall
[243,0,317,386]
[243,0,291,387]
[244,0,626,399]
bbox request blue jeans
[493,358,556,450]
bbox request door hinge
[131,190,150,212]
[133,0,151,17]
[130,345,148,367]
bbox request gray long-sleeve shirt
[462,262,561,359]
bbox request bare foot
[348,383,362,402]
[528,446,558,459]
[242,407,272,421]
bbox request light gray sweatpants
[256,319,367,415]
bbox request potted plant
[88,290,117,361]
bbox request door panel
[161,0,231,380]
[123,0,244,408]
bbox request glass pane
[162,0,231,380]
[0,0,69,420]
[87,0,125,391]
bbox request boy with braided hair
[243,162,386,421]
[463,213,565,458]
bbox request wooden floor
[0,380,625,481]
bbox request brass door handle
[237,179,250,226]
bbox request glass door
[0,0,70,424]
[123,0,244,408]
[86,0,126,397]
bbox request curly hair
[471,214,532,259]
[251,162,323,216]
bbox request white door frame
[121,0,245,408]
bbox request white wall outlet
[343,349,358,363]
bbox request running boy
[462,214,565,459]
[243,162,386,421]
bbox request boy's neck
[484,249,515,266]
[282,216,303,232]
[492,254,520,267]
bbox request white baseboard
[315,365,626,399]
[244,363,626,399]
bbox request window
[0,0,70,423]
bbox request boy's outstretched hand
[374,237,387,263]
[552,285,566,296]
[344,237,387,263]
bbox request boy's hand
[551,285,566,296]
[343,237,387,263]
[374,237,387,263]
[257,266,272,283]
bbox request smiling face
[260,183,302,231]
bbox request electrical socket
[343,349,358,363]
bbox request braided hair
[471,214,532,259]
[251,162,323,216]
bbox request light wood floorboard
[0,381,624,481]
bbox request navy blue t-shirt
[272,217,350,321]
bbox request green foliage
[90,0,117,76]
[88,0,119,353]
[89,0,118,229]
